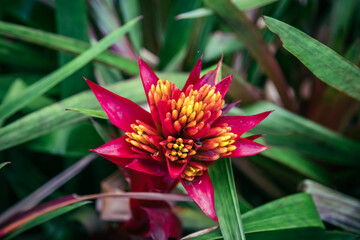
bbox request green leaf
[257,146,329,183]
[0,162,10,170]
[232,0,279,11]
[1,78,54,115]
[90,118,112,143]
[118,0,142,52]
[242,193,324,233]
[204,33,244,62]
[26,122,103,158]
[65,108,108,119]
[0,73,188,151]
[246,228,359,240]
[209,158,246,240]
[233,101,360,166]
[55,0,91,97]
[264,16,360,101]
[158,0,201,70]
[0,154,96,225]
[184,194,325,239]
[0,38,55,70]
[203,0,295,111]
[0,74,43,100]
[3,201,90,240]
[0,21,138,75]
[184,228,358,240]
[328,0,358,53]
[175,8,214,20]
[345,40,360,64]
[0,16,142,124]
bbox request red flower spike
[86,57,271,221]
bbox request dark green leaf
[183,228,358,240]
[232,0,279,11]
[65,108,108,119]
[209,158,246,240]
[0,38,54,70]
[204,33,244,62]
[0,21,138,75]
[264,16,360,101]
[55,0,91,97]
[0,154,96,225]
[242,193,324,233]
[184,194,325,239]
[203,0,295,110]
[246,228,359,240]
[0,73,188,151]
[118,0,142,52]
[3,201,90,240]
[158,0,201,70]
[233,101,360,166]
[26,122,103,157]
[0,16,142,123]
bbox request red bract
[86,57,271,221]
[120,171,181,240]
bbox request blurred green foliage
[0,0,359,239]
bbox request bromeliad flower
[86,57,271,221]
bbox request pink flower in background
[86,57,271,221]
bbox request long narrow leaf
[0,73,188,151]
[4,201,90,240]
[0,154,97,225]
[183,194,325,239]
[0,16,142,123]
[65,108,108,119]
[55,0,91,97]
[264,16,360,101]
[242,193,324,233]
[231,101,360,166]
[203,0,295,111]
[0,21,138,74]
[209,158,246,240]
[232,0,279,11]
[182,228,357,240]
[0,192,191,237]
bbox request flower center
[160,136,198,163]
[148,80,225,137]
[127,80,237,181]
